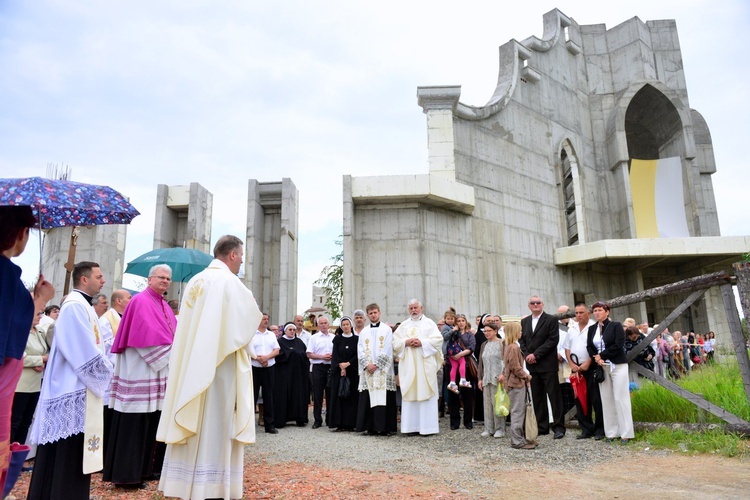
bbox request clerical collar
[342,333,353,338]
[73,289,93,305]
[114,310,122,318]
[370,322,380,328]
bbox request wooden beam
[626,289,707,362]
[557,270,730,321]
[606,270,730,309]
[633,363,750,426]
[720,283,750,404]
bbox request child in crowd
[446,314,473,393]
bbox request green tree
[315,238,343,320]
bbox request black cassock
[328,334,360,430]
[273,336,310,428]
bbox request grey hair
[408,299,421,307]
[148,264,173,278]
[92,293,107,305]
[353,309,366,317]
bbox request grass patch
[631,361,750,423]
[635,428,750,458]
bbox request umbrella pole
[63,227,79,295]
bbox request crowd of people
[1,204,723,500]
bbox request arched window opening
[561,149,578,245]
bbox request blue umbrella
[0,176,140,228]
[126,248,213,283]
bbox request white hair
[148,264,173,277]
[408,299,421,307]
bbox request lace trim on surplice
[34,389,86,444]
[76,355,113,398]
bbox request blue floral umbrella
[0,176,140,228]
[126,247,213,283]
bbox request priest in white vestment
[157,235,262,500]
[392,299,444,435]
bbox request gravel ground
[11,408,748,499]
[252,411,663,495]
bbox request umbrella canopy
[0,176,140,228]
[126,247,213,283]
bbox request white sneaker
[493,430,505,438]
[481,431,490,437]
[447,381,459,394]
[459,379,471,388]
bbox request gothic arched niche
[625,84,683,160]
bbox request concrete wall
[42,224,127,305]
[245,178,298,324]
[345,9,738,335]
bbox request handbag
[524,386,538,443]
[338,375,351,399]
[494,385,510,417]
[458,338,478,379]
[593,364,606,383]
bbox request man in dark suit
[519,296,566,439]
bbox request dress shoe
[605,438,615,443]
[553,431,565,439]
[312,422,322,429]
[538,430,550,436]
[450,425,459,430]
[265,427,278,434]
[620,439,631,445]
[116,482,147,490]
[594,434,605,441]
[576,434,592,440]
[517,443,537,450]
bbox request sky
[2,0,749,315]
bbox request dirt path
[9,447,749,499]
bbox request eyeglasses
[529,301,542,305]
[152,276,172,281]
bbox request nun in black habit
[273,322,310,428]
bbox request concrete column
[417,86,461,180]
[153,183,212,253]
[245,178,299,323]
[42,224,127,305]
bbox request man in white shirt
[557,305,576,418]
[250,313,280,434]
[293,314,311,347]
[306,317,334,429]
[564,302,603,440]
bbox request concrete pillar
[417,86,461,180]
[245,178,299,324]
[153,183,212,253]
[42,224,127,305]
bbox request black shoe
[116,482,147,490]
[553,431,565,440]
[265,427,279,434]
[450,425,459,430]
[576,434,592,440]
[594,434,605,441]
[538,430,550,436]
[312,422,322,429]
[605,438,615,443]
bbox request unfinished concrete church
[343,9,750,338]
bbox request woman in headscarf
[328,317,359,431]
[273,322,310,428]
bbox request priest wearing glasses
[104,264,177,488]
